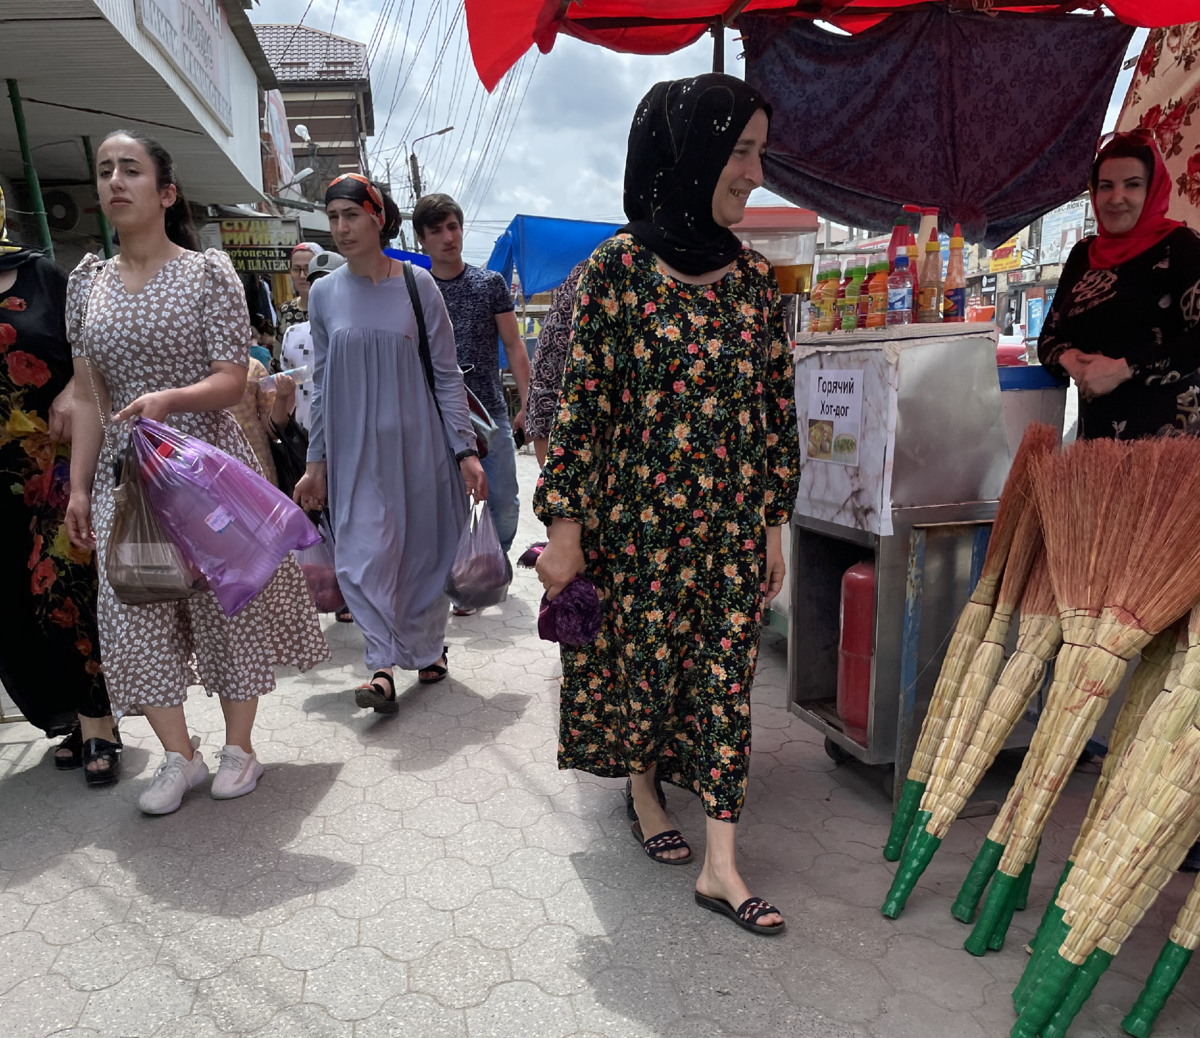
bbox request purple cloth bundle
[538,576,602,646]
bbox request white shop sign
[805,368,863,467]
[135,0,234,134]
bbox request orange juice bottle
[866,260,888,328]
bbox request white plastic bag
[444,500,511,611]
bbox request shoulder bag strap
[402,260,442,420]
[79,259,121,467]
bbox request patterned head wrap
[325,174,401,240]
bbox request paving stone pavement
[2,452,1199,1037]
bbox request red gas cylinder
[837,561,875,745]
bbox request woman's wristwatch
[455,448,479,463]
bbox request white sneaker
[139,737,208,815]
[210,745,264,800]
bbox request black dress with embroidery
[1037,227,1200,439]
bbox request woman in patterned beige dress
[65,131,328,816]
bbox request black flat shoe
[695,892,786,936]
[83,737,122,788]
[354,671,399,714]
[624,775,668,821]
[55,725,83,770]
[632,821,693,866]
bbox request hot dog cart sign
[805,369,863,467]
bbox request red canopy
[466,0,1200,91]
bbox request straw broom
[881,513,1045,918]
[1016,624,1200,1014]
[884,422,1059,861]
[1012,692,1200,1038]
[1122,868,1200,1037]
[1013,608,1200,1034]
[1039,804,1200,1038]
[1001,436,1200,900]
[1069,625,1183,862]
[964,437,1132,953]
[1011,625,1190,1010]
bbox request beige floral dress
[67,249,328,718]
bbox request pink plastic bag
[131,417,320,616]
[296,512,345,613]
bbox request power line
[277,0,318,62]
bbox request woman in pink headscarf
[1038,130,1200,439]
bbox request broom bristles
[993,503,1044,619]
[1108,439,1200,634]
[975,422,1059,590]
[1031,439,1132,616]
[1021,553,1056,618]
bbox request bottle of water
[259,365,311,391]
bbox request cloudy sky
[249,2,1144,264]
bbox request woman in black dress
[0,189,118,783]
[1038,131,1200,438]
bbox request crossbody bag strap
[79,259,118,463]
[402,260,442,420]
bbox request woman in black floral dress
[534,75,800,935]
[0,188,116,783]
[1038,132,1200,438]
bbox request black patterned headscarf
[621,74,771,276]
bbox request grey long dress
[307,263,475,672]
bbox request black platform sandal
[624,776,668,821]
[632,821,693,865]
[695,892,786,936]
[354,671,399,713]
[82,737,122,788]
[418,646,449,685]
[55,724,83,770]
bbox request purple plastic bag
[131,417,320,616]
[444,500,510,611]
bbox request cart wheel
[882,765,896,801]
[824,736,855,766]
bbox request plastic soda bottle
[259,365,312,391]
[867,261,889,328]
[917,229,943,323]
[943,223,967,322]
[854,258,870,329]
[818,261,840,333]
[841,274,860,332]
[887,254,913,325]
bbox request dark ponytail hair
[102,129,200,251]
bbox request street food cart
[785,323,1063,794]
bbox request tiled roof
[254,24,369,83]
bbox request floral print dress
[533,235,800,822]
[0,256,109,733]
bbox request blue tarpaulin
[486,215,621,297]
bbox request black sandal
[624,776,668,821]
[82,737,122,788]
[55,725,83,770]
[418,646,449,685]
[335,606,354,623]
[632,821,693,866]
[354,671,399,713]
[695,892,786,936]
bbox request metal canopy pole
[6,79,53,260]
[81,136,115,259]
[712,21,724,73]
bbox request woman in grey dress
[294,175,486,709]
